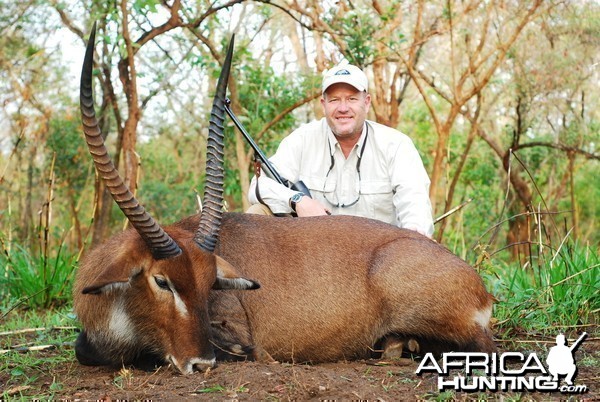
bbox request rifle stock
[224,99,311,198]
[290,180,311,197]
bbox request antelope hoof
[381,336,420,360]
[381,337,404,360]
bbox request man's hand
[295,196,331,217]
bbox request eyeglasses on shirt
[322,123,370,208]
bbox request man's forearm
[248,174,298,214]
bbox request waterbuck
[74,26,496,375]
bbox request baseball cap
[322,64,368,93]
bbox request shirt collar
[326,122,369,157]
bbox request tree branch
[511,142,600,160]
[50,1,85,41]
[244,90,322,162]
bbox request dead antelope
[74,26,496,375]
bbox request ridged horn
[194,36,234,252]
[80,22,182,260]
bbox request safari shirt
[248,118,434,237]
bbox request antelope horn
[195,36,234,252]
[80,22,181,260]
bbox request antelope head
[74,25,258,374]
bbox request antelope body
[73,28,496,375]
[75,212,495,373]
[212,213,495,363]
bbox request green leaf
[195,385,226,393]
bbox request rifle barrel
[569,332,588,351]
[223,99,286,185]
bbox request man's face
[321,83,371,140]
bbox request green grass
[484,241,599,335]
[0,242,77,310]
[0,306,79,400]
[0,230,597,400]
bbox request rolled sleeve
[248,174,297,214]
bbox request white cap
[322,64,368,93]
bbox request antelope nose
[167,355,216,375]
[192,357,216,372]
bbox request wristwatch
[289,193,304,212]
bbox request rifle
[569,332,587,352]
[224,98,311,197]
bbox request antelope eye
[154,276,171,291]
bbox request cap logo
[334,69,351,75]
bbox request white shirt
[249,118,434,237]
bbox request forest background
[0,0,598,318]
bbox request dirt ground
[2,335,599,401]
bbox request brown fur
[74,212,495,373]
[73,225,217,371]
[213,213,495,362]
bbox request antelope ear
[212,255,260,290]
[81,241,148,294]
[81,264,143,294]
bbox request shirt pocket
[301,176,335,207]
[302,176,335,194]
[361,180,392,195]
[360,180,395,222]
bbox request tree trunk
[23,146,35,248]
[567,152,579,240]
[91,178,113,246]
[436,126,477,241]
[429,121,452,209]
[118,0,142,197]
[479,128,534,258]
[67,188,83,251]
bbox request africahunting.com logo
[416,332,588,394]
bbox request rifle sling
[253,157,295,217]
[254,157,266,207]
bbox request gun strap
[253,157,267,207]
[253,155,290,217]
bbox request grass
[483,240,599,336]
[113,367,135,389]
[0,306,79,400]
[0,241,77,310]
[191,383,250,396]
[0,225,597,399]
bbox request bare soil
[1,336,599,401]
